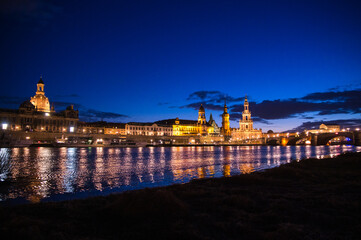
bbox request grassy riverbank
[1,152,361,239]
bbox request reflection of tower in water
[94,147,104,191]
[77,148,89,189]
[222,146,232,177]
[197,167,206,178]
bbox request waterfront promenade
[1,152,361,239]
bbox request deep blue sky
[1,0,361,132]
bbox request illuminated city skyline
[1,0,361,132]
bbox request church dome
[30,77,51,112]
[19,100,35,109]
[30,94,50,112]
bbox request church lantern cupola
[30,76,51,112]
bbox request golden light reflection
[240,164,255,174]
[223,165,231,177]
[3,145,361,203]
[94,147,105,191]
[197,167,206,179]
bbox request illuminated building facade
[156,118,200,136]
[78,121,126,135]
[30,76,52,113]
[0,77,78,133]
[232,95,262,140]
[221,100,231,137]
[208,113,220,135]
[306,124,341,134]
[125,122,173,136]
[0,77,271,144]
[156,105,214,136]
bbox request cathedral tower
[239,95,253,131]
[222,99,231,137]
[30,76,51,112]
[198,104,206,125]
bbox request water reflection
[1,145,360,204]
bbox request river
[0,145,360,204]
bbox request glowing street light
[2,123,8,130]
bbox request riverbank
[1,152,361,239]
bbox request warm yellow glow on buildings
[221,100,231,137]
[306,124,341,134]
[232,95,262,141]
[30,76,51,112]
[157,105,214,136]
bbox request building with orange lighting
[306,124,341,134]
[77,121,126,135]
[0,77,79,133]
[156,105,214,136]
[125,122,173,136]
[221,100,231,138]
[231,95,262,141]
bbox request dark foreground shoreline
[1,152,361,239]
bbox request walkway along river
[1,145,360,204]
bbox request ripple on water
[1,145,360,204]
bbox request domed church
[0,77,79,133]
[30,76,52,112]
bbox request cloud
[327,83,361,92]
[231,99,342,120]
[80,109,129,122]
[186,90,244,103]
[301,89,361,102]
[229,113,242,121]
[52,101,129,122]
[179,88,361,123]
[187,91,221,101]
[179,102,224,111]
[0,95,28,107]
[252,117,272,124]
[302,116,314,120]
[288,119,361,132]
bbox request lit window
[70,127,74,132]
[2,123,8,130]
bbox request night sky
[1,0,361,132]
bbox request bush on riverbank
[1,152,361,239]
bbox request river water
[0,145,360,204]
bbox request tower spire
[222,96,231,138]
[38,75,44,84]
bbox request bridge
[264,131,361,146]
